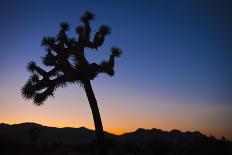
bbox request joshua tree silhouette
[21,11,121,155]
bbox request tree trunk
[83,80,107,155]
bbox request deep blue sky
[0,0,232,138]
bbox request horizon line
[0,121,213,137]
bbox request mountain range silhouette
[0,122,231,155]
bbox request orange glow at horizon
[1,118,231,140]
[1,100,231,140]
[0,83,231,140]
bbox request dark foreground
[0,123,231,155]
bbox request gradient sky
[0,0,231,140]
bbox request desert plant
[21,11,122,155]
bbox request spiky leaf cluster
[111,47,122,57]
[22,11,122,105]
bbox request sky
[0,0,231,140]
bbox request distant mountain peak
[136,128,146,132]
[0,123,9,126]
[170,129,181,133]
[19,122,43,125]
[12,122,43,128]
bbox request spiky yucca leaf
[67,79,84,88]
[30,74,39,83]
[54,76,68,88]
[27,61,36,73]
[33,87,55,105]
[60,22,69,31]
[57,81,68,88]
[81,11,95,22]
[41,37,56,46]
[99,25,111,35]
[111,47,122,57]
[42,51,56,66]
[34,93,47,105]
[21,81,35,99]
[76,80,84,88]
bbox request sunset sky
[0,0,231,140]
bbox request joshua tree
[21,11,121,155]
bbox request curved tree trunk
[83,80,107,155]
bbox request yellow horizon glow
[1,84,231,140]
[1,116,231,140]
